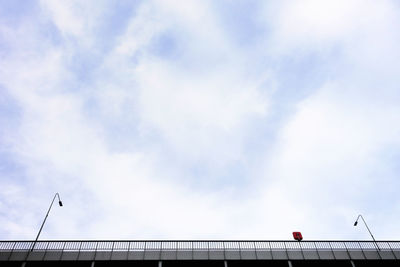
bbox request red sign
[293,232,303,241]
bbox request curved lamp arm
[354,214,379,250]
[31,193,63,251]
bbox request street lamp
[354,214,379,250]
[31,193,63,251]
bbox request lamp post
[31,193,63,251]
[354,214,379,250]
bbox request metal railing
[0,240,399,252]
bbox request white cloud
[134,59,268,163]
[264,0,400,56]
[1,0,400,241]
[259,83,400,239]
[253,0,400,239]
[0,0,271,239]
[39,0,107,42]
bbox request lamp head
[354,221,358,226]
[58,201,63,207]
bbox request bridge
[1,240,399,266]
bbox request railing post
[298,241,305,260]
[76,241,83,261]
[93,241,99,261]
[387,241,398,260]
[42,241,50,261]
[126,241,130,261]
[343,241,352,260]
[314,241,321,260]
[283,241,289,260]
[207,241,210,260]
[59,241,66,261]
[110,241,115,261]
[373,241,382,260]
[355,241,367,260]
[23,241,33,264]
[253,241,258,260]
[191,241,194,260]
[175,241,178,260]
[269,241,274,260]
[159,241,163,260]
[328,241,336,260]
[7,241,17,261]
[143,241,147,260]
[238,241,242,260]
[222,241,226,260]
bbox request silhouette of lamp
[31,193,63,251]
[354,214,379,250]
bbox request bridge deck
[0,240,399,262]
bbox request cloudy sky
[1,0,400,241]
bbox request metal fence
[0,240,399,252]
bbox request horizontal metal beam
[0,240,399,262]
[1,240,399,251]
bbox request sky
[0,0,400,241]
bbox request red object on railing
[293,232,303,241]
